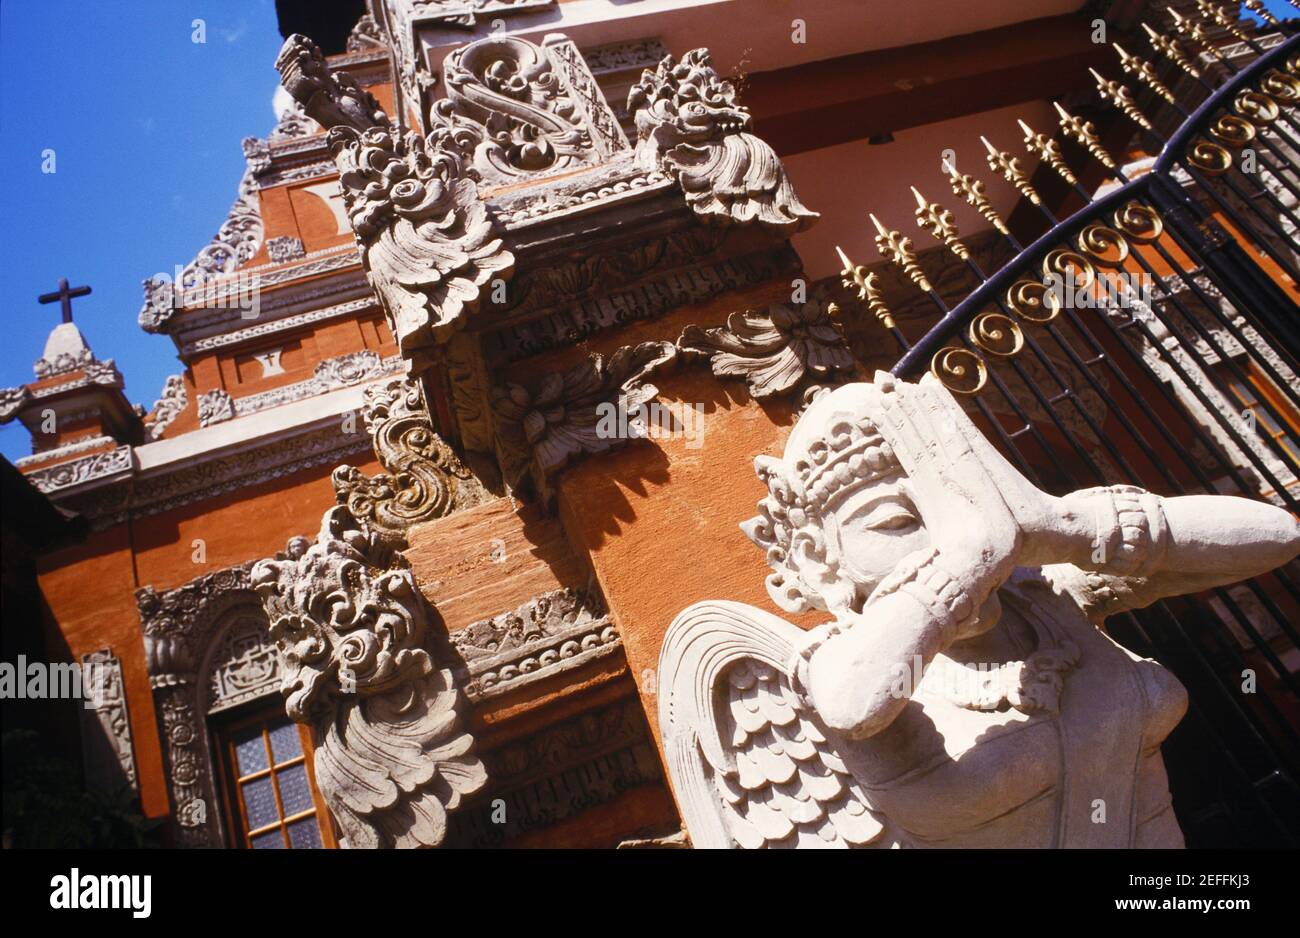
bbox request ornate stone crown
[742,382,904,613]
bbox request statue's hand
[866,373,1041,587]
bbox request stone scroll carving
[430,34,627,188]
[252,506,487,848]
[677,301,854,400]
[628,49,817,233]
[332,376,491,539]
[658,373,1300,848]
[490,340,677,499]
[79,649,139,797]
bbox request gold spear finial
[1054,101,1118,171]
[1241,0,1279,25]
[1141,22,1202,79]
[947,168,1010,236]
[1019,118,1079,186]
[1113,42,1177,103]
[1167,6,1209,44]
[1090,67,1153,130]
[836,245,896,330]
[981,135,1042,204]
[870,213,933,293]
[1195,0,1251,44]
[910,186,970,260]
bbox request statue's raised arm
[660,372,1299,849]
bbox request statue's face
[828,474,930,601]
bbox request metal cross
[38,277,92,324]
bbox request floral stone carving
[275,33,388,133]
[252,506,487,848]
[678,301,854,400]
[659,372,1300,848]
[490,340,677,498]
[333,376,491,539]
[628,49,817,234]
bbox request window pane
[268,721,302,764]
[242,776,279,830]
[277,763,314,816]
[233,726,268,776]
[251,830,284,850]
[287,817,322,849]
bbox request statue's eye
[860,502,918,532]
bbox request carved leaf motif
[678,302,854,399]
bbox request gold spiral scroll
[1077,224,1131,268]
[1112,202,1164,244]
[1007,279,1063,324]
[969,312,1025,357]
[1210,114,1256,148]
[1042,248,1097,294]
[1187,139,1232,176]
[930,346,988,396]
[1235,91,1280,126]
[1260,70,1300,105]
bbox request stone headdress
[741,382,905,614]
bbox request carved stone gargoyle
[252,506,486,848]
[628,49,818,233]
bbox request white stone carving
[25,445,133,494]
[266,236,307,264]
[628,48,817,233]
[197,389,235,426]
[253,506,487,847]
[660,372,1300,848]
[147,375,188,440]
[79,649,138,795]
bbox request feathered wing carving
[659,601,888,848]
[627,49,818,234]
[252,506,486,848]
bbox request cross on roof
[38,277,92,324]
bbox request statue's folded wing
[659,600,889,848]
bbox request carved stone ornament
[79,649,139,796]
[678,301,855,400]
[428,34,627,188]
[327,123,516,355]
[333,376,491,538]
[659,372,1300,848]
[275,34,388,134]
[197,388,234,426]
[490,340,677,497]
[147,375,188,440]
[628,49,818,233]
[252,506,487,848]
[347,12,386,52]
[266,235,307,263]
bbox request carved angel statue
[660,372,1300,848]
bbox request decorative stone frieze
[196,389,234,426]
[490,340,677,498]
[678,301,855,400]
[24,445,133,495]
[332,376,492,539]
[451,586,619,699]
[266,236,307,263]
[252,506,487,848]
[628,49,817,233]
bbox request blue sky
[0,1,1294,463]
[0,0,284,461]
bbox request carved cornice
[332,375,492,538]
[678,301,855,401]
[253,505,487,848]
[24,445,133,494]
[491,340,677,498]
[13,434,117,468]
[628,48,817,234]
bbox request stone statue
[659,372,1300,848]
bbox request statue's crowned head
[742,380,931,616]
